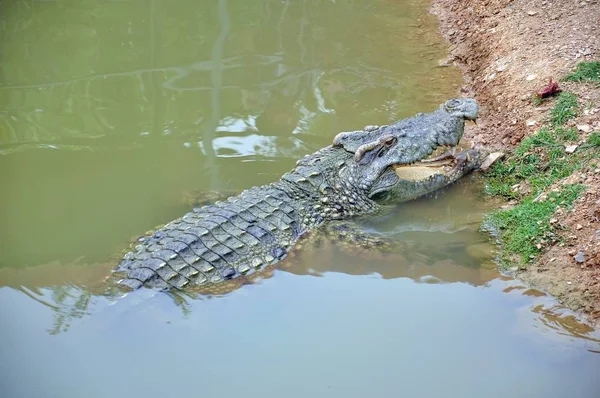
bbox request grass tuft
[550,92,578,125]
[485,185,585,263]
[587,132,600,147]
[563,61,600,83]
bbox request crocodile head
[331,99,479,195]
[332,98,479,165]
[367,148,484,204]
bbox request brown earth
[429,0,600,322]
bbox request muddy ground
[429,0,600,321]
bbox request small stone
[550,218,558,224]
[567,281,572,285]
[526,74,537,81]
[479,152,505,172]
[577,124,592,133]
[536,243,542,249]
[574,251,585,263]
[565,144,578,154]
[576,224,583,230]
[508,266,519,272]
[527,10,538,16]
[526,120,537,126]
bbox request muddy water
[0,1,598,397]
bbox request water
[0,1,598,397]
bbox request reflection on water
[1,0,599,397]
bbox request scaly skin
[333,98,478,163]
[113,99,480,290]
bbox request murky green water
[0,1,598,397]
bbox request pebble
[526,74,537,81]
[527,11,538,16]
[526,120,537,126]
[576,224,583,230]
[574,251,585,263]
[479,152,505,172]
[577,124,592,133]
[565,144,579,154]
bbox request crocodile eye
[446,99,461,109]
[384,137,397,147]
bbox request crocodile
[114,98,481,291]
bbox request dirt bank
[429,0,600,322]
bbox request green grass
[550,91,578,125]
[485,126,580,200]
[587,132,600,147]
[555,127,579,142]
[483,63,600,269]
[563,61,600,82]
[483,117,595,266]
[485,185,585,263]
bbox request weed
[485,184,585,264]
[555,127,579,142]
[587,132,600,147]
[563,61,600,83]
[550,92,578,125]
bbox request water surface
[0,1,598,397]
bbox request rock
[576,224,583,230]
[574,251,585,263]
[577,124,592,133]
[479,152,505,172]
[527,11,538,16]
[526,74,537,81]
[526,120,537,126]
[565,144,579,154]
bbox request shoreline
[429,0,600,323]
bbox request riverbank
[430,0,600,322]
